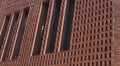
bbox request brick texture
[0,0,118,66]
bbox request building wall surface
[114,0,120,66]
[0,0,117,66]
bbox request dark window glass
[61,0,75,51]
[0,15,10,50]
[2,12,19,61]
[32,3,49,56]
[46,0,61,53]
[12,8,29,59]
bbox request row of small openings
[40,51,111,61]
[79,12,113,19]
[76,2,112,10]
[78,40,112,48]
[76,53,111,61]
[71,47,112,56]
[75,12,113,21]
[73,25,112,33]
[36,55,112,66]
[32,0,75,55]
[70,60,111,66]
[1,7,30,61]
[78,0,111,4]
[74,19,112,27]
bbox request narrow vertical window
[2,12,19,61]
[0,15,10,50]
[61,0,75,51]
[46,0,61,53]
[32,3,49,56]
[12,8,29,59]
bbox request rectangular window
[12,8,29,59]
[2,12,19,61]
[32,3,49,56]
[0,15,10,50]
[61,0,75,51]
[46,0,61,53]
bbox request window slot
[46,0,61,53]
[0,15,10,50]
[32,3,49,56]
[12,8,29,59]
[61,0,75,51]
[2,12,19,61]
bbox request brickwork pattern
[0,0,116,66]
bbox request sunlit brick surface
[0,0,118,66]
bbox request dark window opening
[12,8,29,59]
[32,3,49,56]
[61,0,75,51]
[0,15,10,50]
[46,0,61,53]
[2,12,19,61]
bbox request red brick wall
[114,0,120,66]
[0,0,115,66]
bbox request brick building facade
[0,0,119,66]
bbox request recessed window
[2,12,19,61]
[32,2,49,56]
[12,7,30,59]
[46,0,62,53]
[0,15,11,50]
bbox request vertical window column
[60,0,75,51]
[46,0,62,53]
[2,12,19,61]
[0,15,10,50]
[32,2,49,56]
[12,8,29,59]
